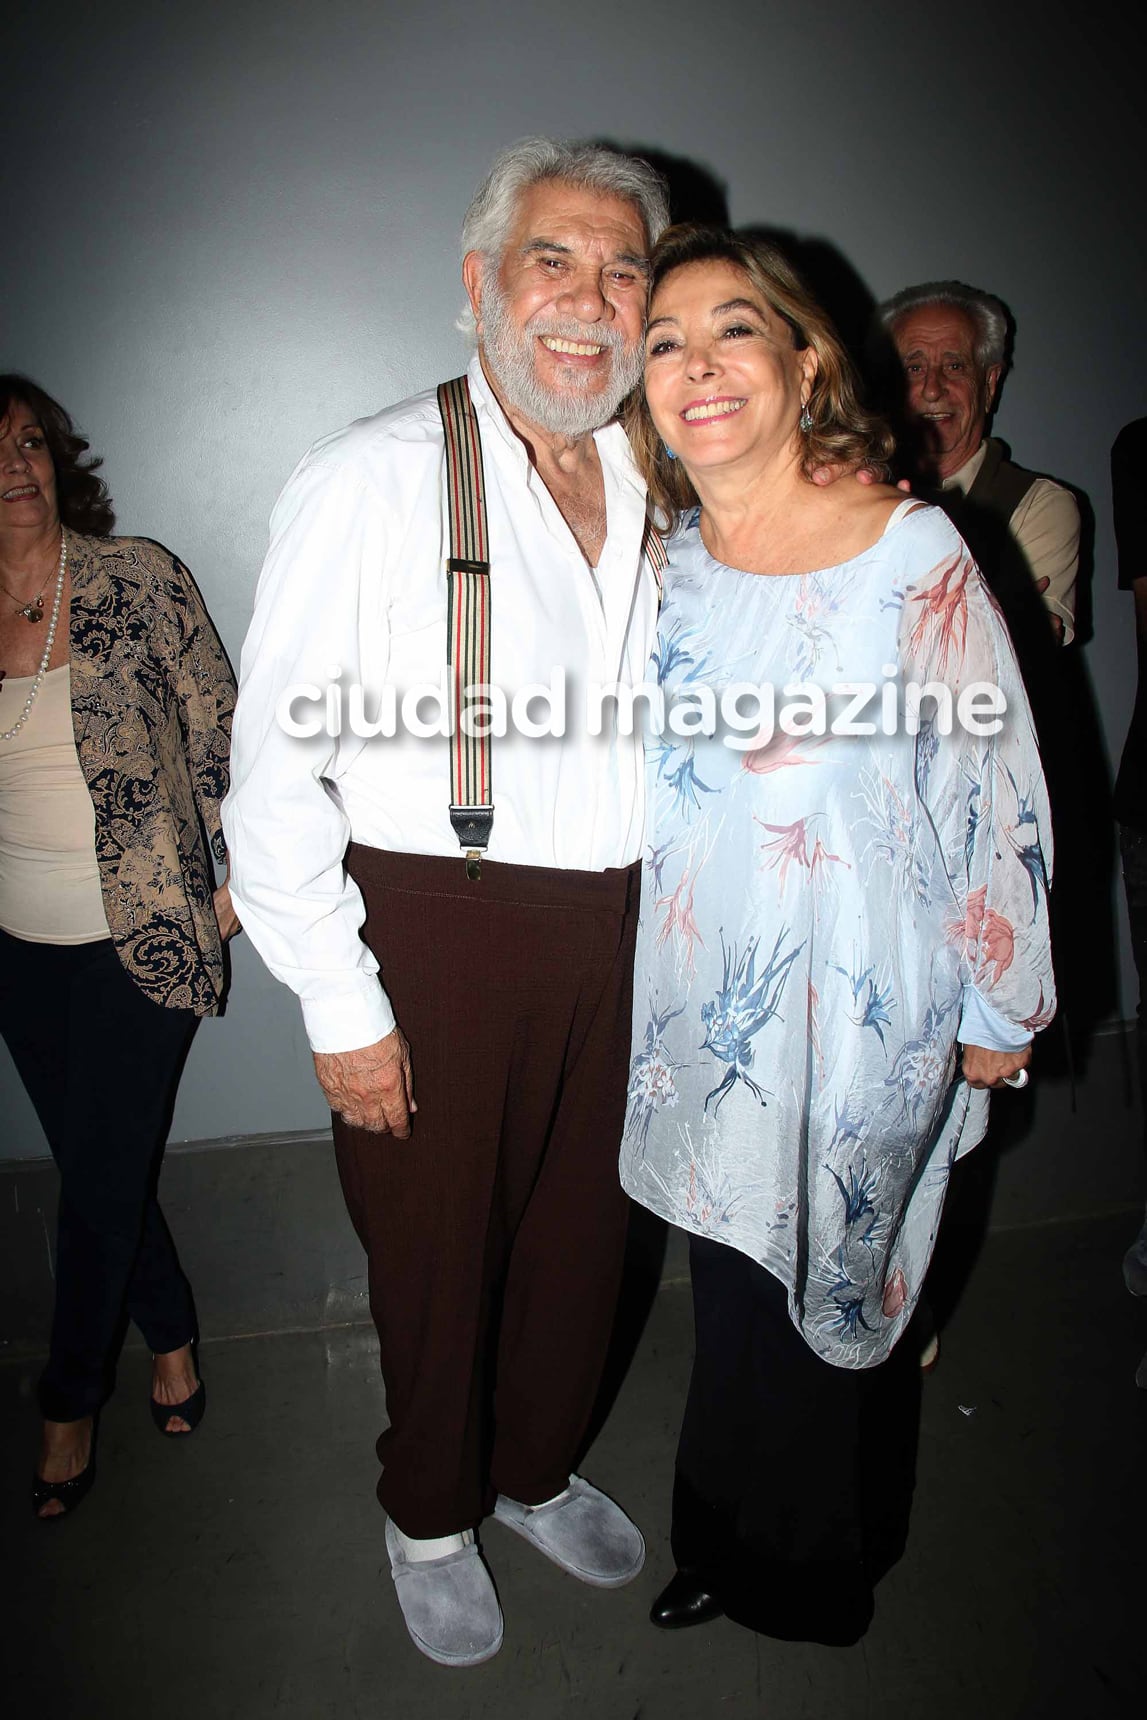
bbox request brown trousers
[332,844,639,1537]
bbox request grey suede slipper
[494,1474,645,1588]
[385,1521,503,1667]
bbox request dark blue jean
[0,930,198,1420]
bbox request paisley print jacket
[67,531,237,1015]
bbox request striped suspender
[436,373,668,880]
[641,514,668,608]
[437,376,493,881]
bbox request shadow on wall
[601,140,884,393]
[741,222,883,383]
[620,145,731,228]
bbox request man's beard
[480,276,644,438]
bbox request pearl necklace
[0,533,68,742]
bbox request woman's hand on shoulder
[961,1042,1031,1090]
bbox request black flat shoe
[650,1568,724,1630]
[150,1344,206,1437]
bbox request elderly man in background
[224,139,668,1666]
[879,279,1080,645]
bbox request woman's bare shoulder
[863,481,915,519]
[802,478,917,562]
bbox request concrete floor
[4,1211,1145,1720]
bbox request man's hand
[961,1042,1031,1091]
[1034,575,1065,643]
[810,465,912,491]
[314,1028,416,1138]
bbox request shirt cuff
[959,985,1033,1053]
[301,978,397,1055]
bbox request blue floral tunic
[620,503,1055,1368]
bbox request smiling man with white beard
[478,252,646,439]
[223,138,668,1667]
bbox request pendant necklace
[0,533,68,740]
[0,571,48,623]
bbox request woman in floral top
[620,230,1054,1644]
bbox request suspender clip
[465,851,482,882]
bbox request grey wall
[3,0,1144,1158]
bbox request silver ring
[1001,1068,1029,1090]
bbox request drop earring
[799,403,813,433]
[664,445,677,461]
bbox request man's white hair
[457,137,670,336]
[877,280,1010,373]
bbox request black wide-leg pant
[1120,825,1147,1129]
[332,846,639,1539]
[0,930,198,1421]
[672,1234,922,1646]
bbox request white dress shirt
[224,356,658,1054]
[944,441,1080,642]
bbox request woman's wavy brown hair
[624,225,893,528]
[0,374,115,536]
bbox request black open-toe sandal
[32,1421,98,1521]
[150,1344,207,1437]
[32,1460,97,1519]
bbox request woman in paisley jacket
[0,375,238,1518]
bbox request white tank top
[0,663,110,943]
